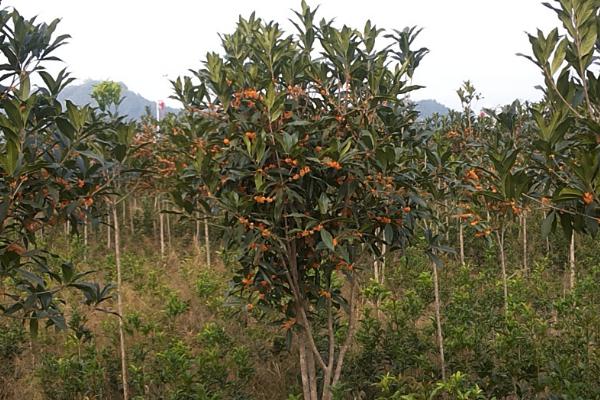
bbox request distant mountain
[58,80,178,120]
[415,99,450,118]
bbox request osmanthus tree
[522,0,600,241]
[521,0,600,290]
[0,8,113,330]
[170,2,429,398]
[474,111,533,314]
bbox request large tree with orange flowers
[170,3,430,398]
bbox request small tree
[92,80,123,116]
[0,7,113,330]
[522,0,600,239]
[171,3,429,399]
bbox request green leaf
[580,23,597,56]
[320,229,335,251]
[555,187,583,202]
[383,224,394,244]
[541,211,555,238]
[317,193,330,215]
[551,38,567,75]
[4,139,19,176]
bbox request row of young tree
[1,0,599,399]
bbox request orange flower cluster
[474,228,493,238]
[287,85,306,98]
[254,195,274,204]
[55,177,70,189]
[157,156,177,175]
[583,192,594,205]
[232,88,262,108]
[6,242,26,256]
[245,131,257,140]
[335,260,353,271]
[366,173,394,189]
[295,223,323,238]
[457,212,473,220]
[248,242,269,252]
[241,273,254,287]
[281,318,297,331]
[325,160,342,170]
[465,169,479,181]
[375,216,391,224]
[292,166,311,180]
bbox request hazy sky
[5,1,557,110]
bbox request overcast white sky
[5,1,557,110]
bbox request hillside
[58,80,178,120]
[415,99,450,117]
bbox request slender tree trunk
[153,196,158,243]
[83,207,88,261]
[166,202,172,251]
[380,241,387,285]
[497,228,508,314]
[122,199,127,232]
[195,212,201,252]
[432,261,446,380]
[204,215,211,267]
[569,231,576,290]
[322,300,335,400]
[373,229,380,283]
[305,333,318,400]
[112,204,129,400]
[159,202,165,258]
[444,200,449,242]
[522,213,528,274]
[298,336,311,400]
[298,332,318,400]
[129,198,135,233]
[107,213,112,249]
[459,222,465,266]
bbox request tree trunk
[204,215,211,267]
[122,199,127,232]
[129,198,135,233]
[112,204,129,400]
[166,203,172,250]
[107,212,112,249]
[459,222,465,266]
[497,228,508,315]
[522,213,528,274]
[298,332,318,400]
[195,212,201,252]
[432,261,446,380]
[569,231,576,290]
[159,200,165,258]
[298,336,311,400]
[153,196,158,243]
[373,229,380,284]
[83,207,88,261]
